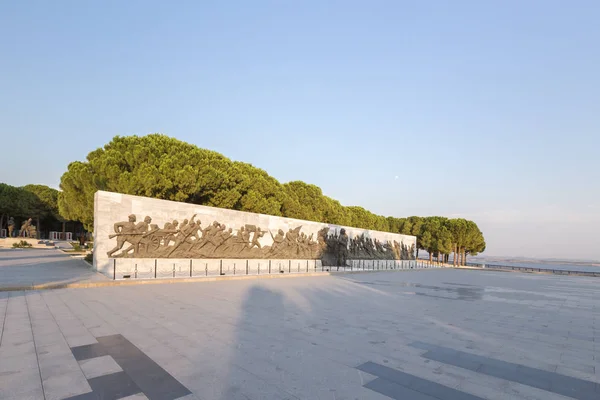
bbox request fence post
[135,264,137,279]
[113,259,116,280]
[205,263,208,276]
[190,259,192,277]
[258,263,260,275]
[289,259,291,273]
[306,260,309,273]
[154,259,157,278]
[246,259,249,275]
[269,260,271,274]
[173,263,175,278]
[233,263,236,275]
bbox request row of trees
[416,217,485,265]
[0,183,62,235]
[57,134,485,263]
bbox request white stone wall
[94,191,417,279]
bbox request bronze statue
[7,217,14,238]
[20,218,33,238]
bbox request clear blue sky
[1,1,599,260]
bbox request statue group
[19,218,36,238]
[107,214,415,266]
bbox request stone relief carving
[107,214,416,264]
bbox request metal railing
[464,262,600,277]
[106,258,443,280]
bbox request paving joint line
[39,290,93,384]
[0,291,9,347]
[24,291,47,400]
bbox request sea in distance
[466,256,600,273]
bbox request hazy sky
[1,1,599,260]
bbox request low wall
[94,191,417,280]
[106,257,420,280]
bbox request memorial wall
[94,191,417,279]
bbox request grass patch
[12,240,32,248]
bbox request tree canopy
[0,183,61,232]
[57,134,485,264]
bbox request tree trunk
[453,244,457,266]
[429,252,433,262]
[36,217,40,239]
[464,253,467,265]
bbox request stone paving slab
[1,267,600,399]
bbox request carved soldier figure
[298,232,310,257]
[178,218,190,238]
[374,239,384,254]
[249,227,265,249]
[202,222,225,254]
[269,229,286,255]
[336,228,349,269]
[400,241,409,260]
[317,227,329,249]
[383,241,394,259]
[166,215,198,256]
[107,214,137,257]
[121,215,152,256]
[193,221,220,253]
[7,217,15,238]
[240,226,251,250]
[162,220,179,248]
[211,227,233,255]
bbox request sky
[1,1,599,260]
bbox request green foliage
[58,133,486,258]
[0,183,21,218]
[84,252,93,264]
[22,184,61,221]
[0,183,60,232]
[12,240,32,248]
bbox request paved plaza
[0,254,599,399]
[0,249,107,288]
